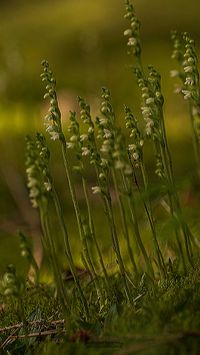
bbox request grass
[1,0,200,353]
[1,264,200,354]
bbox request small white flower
[70,135,78,142]
[44,181,52,191]
[185,77,194,86]
[139,139,144,147]
[50,131,59,141]
[81,147,90,156]
[124,29,132,36]
[170,70,179,78]
[188,57,195,64]
[103,129,112,139]
[141,106,152,116]
[128,144,136,151]
[146,97,154,105]
[155,91,162,99]
[127,37,137,46]
[80,134,88,142]
[182,89,192,100]
[30,186,39,198]
[142,93,148,100]
[88,127,94,134]
[66,142,75,149]
[174,85,182,94]
[26,166,34,175]
[27,177,37,188]
[146,119,154,127]
[99,118,107,126]
[146,127,152,136]
[99,173,105,180]
[91,186,101,194]
[184,65,193,73]
[133,152,139,161]
[100,158,108,168]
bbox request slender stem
[121,172,155,279]
[104,194,133,304]
[112,169,138,275]
[81,176,111,294]
[140,162,166,278]
[52,187,89,317]
[159,141,187,271]
[39,206,70,319]
[188,102,200,180]
[61,141,84,240]
[160,136,193,267]
[61,140,100,294]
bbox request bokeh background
[0,0,200,274]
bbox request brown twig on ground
[0,319,65,349]
[0,319,65,334]
[1,328,65,349]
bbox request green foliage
[1,1,200,353]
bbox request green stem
[40,206,70,319]
[104,194,133,304]
[160,136,193,267]
[188,102,200,180]
[61,140,100,294]
[140,162,166,278]
[52,187,89,317]
[82,176,111,295]
[112,169,138,276]
[121,172,155,279]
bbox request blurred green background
[0,0,200,273]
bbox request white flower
[44,181,52,191]
[128,37,137,46]
[141,106,152,116]
[103,129,112,139]
[99,118,107,126]
[81,147,90,156]
[145,120,154,136]
[188,57,195,64]
[88,126,94,134]
[29,186,39,198]
[182,89,192,100]
[170,70,179,78]
[50,131,59,141]
[133,152,139,161]
[146,97,154,105]
[184,66,193,73]
[128,144,136,151]
[174,85,182,94]
[66,142,75,149]
[80,134,88,142]
[124,29,132,36]
[91,186,101,194]
[27,177,37,188]
[70,135,78,142]
[26,166,34,175]
[185,77,194,86]
[100,158,108,168]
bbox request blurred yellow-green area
[0,0,200,273]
